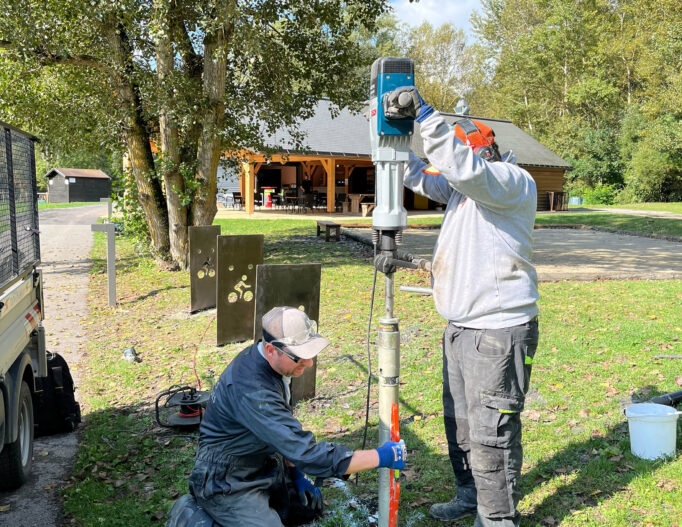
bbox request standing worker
[167,306,406,527]
[385,87,539,527]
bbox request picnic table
[348,193,374,214]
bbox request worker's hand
[376,439,407,469]
[290,466,323,510]
[384,87,434,123]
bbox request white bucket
[625,403,680,460]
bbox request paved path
[0,204,105,527]
[344,226,682,281]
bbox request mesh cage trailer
[0,121,47,491]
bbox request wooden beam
[345,164,356,193]
[241,161,255,214]
[321,158,335,213]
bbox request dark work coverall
[187,343,353,527]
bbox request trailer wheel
[0,381,34,490]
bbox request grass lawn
[534,213,682,237]
[64,218,682,526]
[336,211,682,238]
[38,201,101,210]
[587,203,682,215]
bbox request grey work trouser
[442,318,539,524]
[191,454,287,527]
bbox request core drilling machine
[368,57,424,527]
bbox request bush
[113,170,151,253]
[582,184,619,205]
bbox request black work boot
[429,485,477,522]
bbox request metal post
[91,223,116,306]
[100,197,112,220]
[377,233,400,527]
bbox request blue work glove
[290,466,323,511]
[384,87,434,123]
[376,439,407,469]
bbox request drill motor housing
[369,58,415,232]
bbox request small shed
[45,168,111,203]
[234,99,572,214]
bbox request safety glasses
[271,343,302,363]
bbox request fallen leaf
[409,497,432,508]
[525,410,541,421]
[542,516,557,526]
[578,409,591,418]
[676,376,682,387]
[0,504,10,512]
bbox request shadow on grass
[90,254,147,274]
[118,285,190,306]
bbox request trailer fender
[4,351,34,444]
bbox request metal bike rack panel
[216,234,264,345]
[189,225,221,312]
[253,264,321,403]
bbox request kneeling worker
[167,306,406,527]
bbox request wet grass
[63,219,682,526]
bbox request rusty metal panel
[189,225,221,312]
[216,234,264,345]
[254,264,321,403]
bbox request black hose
[356,243,378,484]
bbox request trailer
[0,121,46,490]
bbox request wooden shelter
[235,99,572,214]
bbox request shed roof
[262,99,572,170]
[46,168,111,180]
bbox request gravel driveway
[345,226,682,281]
[0,204,106,527]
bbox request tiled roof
[46,168,111,180]
[262,99,572,170]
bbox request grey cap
[262,306,330,360]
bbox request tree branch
[0,39,117,77]
[169,0,202,80]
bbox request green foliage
[113,171,151,253]
[581,184,620,206]
[397,22,479,113]
[471,0,682,203]
[565,127,624,194]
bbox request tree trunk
[190,0,237,227]
[104,17,170,259]
[155,2,189,269]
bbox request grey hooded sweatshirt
[404,112,539,329]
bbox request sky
[390,0,483,37]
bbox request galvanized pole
[377,235,400,527]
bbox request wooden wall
[527,167,566,211]
[69,178,111,202]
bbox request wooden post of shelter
[241,161,256,215]
[321,158,335,213]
